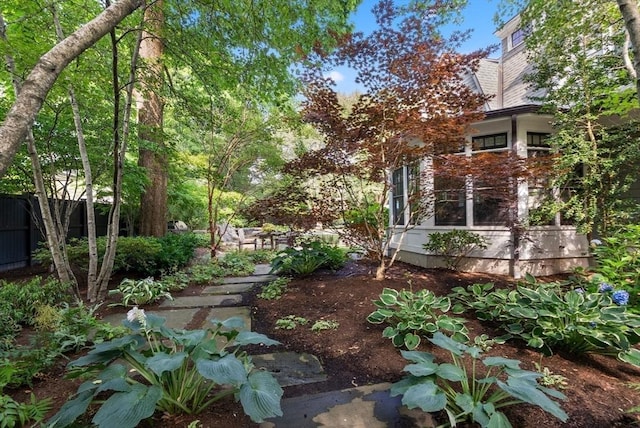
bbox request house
[388,15,592,277]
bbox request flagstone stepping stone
[260,383,435,428]
[252,352,327,387]
[159,294,242,308]
[101,308,200,330]
[221,275,278,285]
[253,264,273,275]
[202,282,255,295]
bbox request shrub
[367,286,469,349]
[155,232,202,273]
[49,311,282,427]
[108,277,173,306]
[449,276,640,364]
[423,230,489,270]
[591,226,640,306]
[391,332,567,427]
[270,241,347,276]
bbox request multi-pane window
[527,132,551,148]
[511,28,525,47]
[434,176,466,226]
[472,133,507,150]
[407,162,421,225]
[473,180,509,226]
[392,168,405,226]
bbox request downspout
[509,114,521,278]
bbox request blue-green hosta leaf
[483,357,521,370]
[141,312,168,331]
[404,361,438,377]
[69,335,144,367]
[145,352,187,376]
[238,371,283,423]
[95,364,130,393]
[91,384,162,428]
[487,410,512,428]
[210,316,246,330]
[404,333,421,350]
[47,389,95,428]
[379,288,399,306]
[400,350,437,365]
[235,331,280,347]
[390,377,424,396]
[429,332,467,356]
[196,354,247,386]
[619,348,640,367]
[400,381,447,412]
[496,379,567,422]
[170,329,207,347]
[454,392,474,413]
[436,363,465,382]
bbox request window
[473,180,509,226]
[472,133,507,151]
[407,162,421,225]
[527,132,551,148]
[392,168,405,225]
[511,28,525,47]
[392,163,422,226]
[434,176,466,226]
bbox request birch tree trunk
[0,0,144,178]
[617,0,640,102]
[0,12,77,290]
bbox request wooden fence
[0,194,109,272]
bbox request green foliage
[270,240,347,276]
[0,393,51,428]
[258,277,290,300]
[423,230,489,270]
[275,315,308,330]
[186,263,226,285]
[244,249,277,264]
[533,360,568,390]
[0,277,71,349]
[109,278,173,307]
[367,287,469,350]
[219,251,255,277]
[311,320,339,332]
[391,332,567,427]
[449,277,640,363]
[49,312,282,427]
[33,234,202,277]
[591,227,640,304]
[159,271,191,292]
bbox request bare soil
[5,261,640,427]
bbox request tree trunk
[137,0,167,237]
[617,0,640,102]
[52,5,98,295]
[1,12,77,291]
[0,0,144,179]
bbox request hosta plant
[48,310,283,428]
[367,287,468,349]
[390,332,567,427]
[109,277,173,306]
[449,277,640,364]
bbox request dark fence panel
[0,194,110,272]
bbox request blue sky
[328,0,501,93]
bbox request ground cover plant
[3,261,640,427]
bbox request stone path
[103,265,434,427]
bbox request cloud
[324,70,344,82]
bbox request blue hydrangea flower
[612,290,630,306]
[589,322,597,328]
[598,283,614,293]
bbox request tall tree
[137,0,167,237]
[290,0,491,279]
[499,0,640,235]
[616,0,640,102]
[0,0,144,178]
